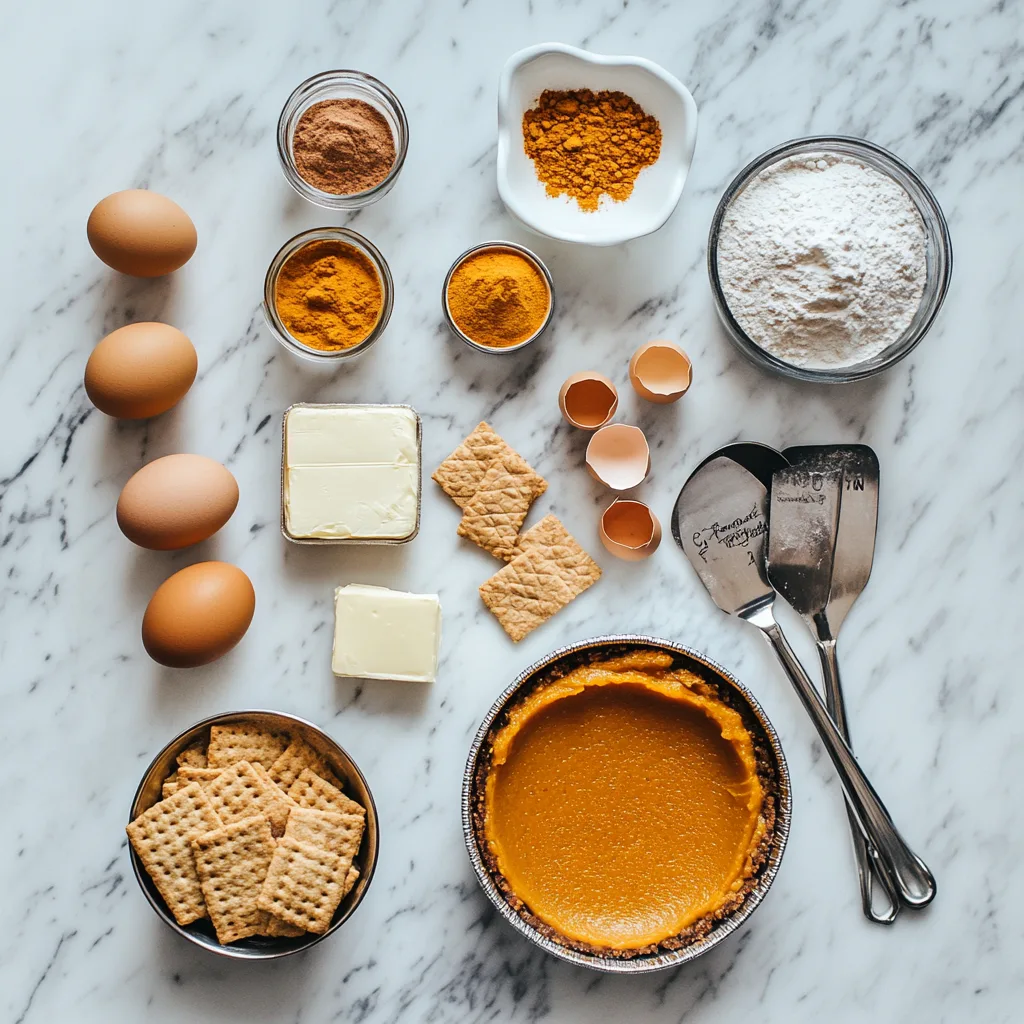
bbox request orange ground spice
[522,89,662,212]
[446,247,550,348]
[275,239,382,351]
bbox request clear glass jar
[707,136,952,383]
[277,70,409,210]
[263,227,394,364]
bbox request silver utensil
[769,451,907,922]
[672,454,936,911]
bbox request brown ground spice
[522,89,662,212]
[292,99,396,195]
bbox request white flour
[716,152,927,369]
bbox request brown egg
[558,371,618,430]
[628,340,693,403]
[599,498,662,561]
[85,322,197,419]
[117,455,238,550]
[585,424,651,491]
[87,190,197,277]
[142,562,255,668]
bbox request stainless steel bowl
[708,136,952,383]
[462,635,791,973]
[442,240,555,354]
[128,710,379,960]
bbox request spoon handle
[817,638,901,923]
[748,606,937,909]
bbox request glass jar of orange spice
[264,227,394,363]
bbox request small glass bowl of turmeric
[442,241,555,354]
[264,227,394,363]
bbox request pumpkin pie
[476,650,776,956]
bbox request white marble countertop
[3,1,1022,1021]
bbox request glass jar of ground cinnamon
[277,71,409,210]
[443,242,555,354]
[263,228,394,363]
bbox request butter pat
[332,584,441,682]
[283,404,421,542]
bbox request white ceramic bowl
[497,43,698,246]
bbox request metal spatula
[672,453,935,913]
[769,453,907,922]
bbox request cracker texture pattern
[479,525,601,641]
[192,815,276,945]
[257,836,347,935]
[457,453,548,561]
[207,723,290,769]
[205,761,292,837]
[125,782,222,926]
[432,421,510,508]
[176,738,208,769]
[269,736,331,793]
[177,766,224,787]
[288,768,366,818]
[285,807,365,860]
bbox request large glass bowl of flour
[708,136,951,383]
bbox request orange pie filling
[483,651,767,952]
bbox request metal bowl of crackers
[127,710,379,960]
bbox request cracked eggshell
[585,424,650,491]
[558,371,618,430]
[629,340,692,403]
[599,498,662,560]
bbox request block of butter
[282,404,421,543]
[332,584,441,682]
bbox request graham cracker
[177,766,224,787]
[285,807,365,861]
[257,836,348,935]
[192,815,276,945]
[269,736,331,793]
[432,421,511,508]
[205,761,292,837]
[479,533,601,642]
[176,738,208,769]
[513,514,603,590]
[207,723,290,769]
[287,768,366,819]
[251,761,297,835]
[125,781,222,926]
[162,780,180,799]
[342,865,360,897]
[457,452,548,561]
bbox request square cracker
[176,738,208,769]
[457,453,548,561]
[432,421,511,508]
[257,836,348,935]
[269,736,331,793]
[205,761,292,837]
[207,723,290,769]
[285,807,365,860]
[513,514,603,590]
[192,815,276,945]
[251,761,297,835]
[126,782,222,926]
[288,768,366,818]
[480,537,601,642]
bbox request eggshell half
[142,562,255,668]
[629,340,692,403]
[85,322,197,419]
[87,190,197,277]
[117,454,239,550]
[558,371,618,430]
[585,424,651,491]
[600,498,662,560]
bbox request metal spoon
[672,454,936,911]
[768,451,904,922]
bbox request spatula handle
[818,639,901,923]
[749,607,937,909]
